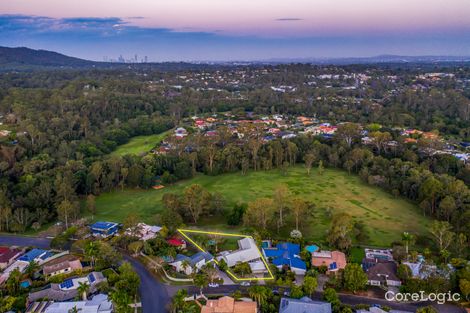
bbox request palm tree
[85,241,99,268]
[171,289,187,313]
[402,232,414,258]
[181,259,191,275]
[25,260,39,278]
[193,273,208,295]
[248,285,267,308]
[77,281,90,301]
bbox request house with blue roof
[169,252,214,276]
[18,249,48,263]
[262,242,307,275]
[90,221,119,238]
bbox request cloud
[276,18,303,21]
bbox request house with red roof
[167,238,186,249]
[0,247,23,270]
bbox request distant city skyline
[1,0,470,61]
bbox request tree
[343,264,367,293]
[57,199,74,229]
[181,259,191,274]
[460,279,470,301]
[439,196,456,221]
[25,260,39,278]
[203,264,218,283]
[274,184,289,230]
[291,197,308,231]
[218,259,228,271]
[335,123,361,148]
[429,221,455,251]
[397,264,412,281]
[419,177,443,216]
[401,232,414,258]
[233,262,252,277]
[183,184,210,223]
[327,213,353,251]
[302,275,318,297]
[86,194,96,219]
[290,285,304,298]
[318,160,324,175]
[416,306,438,313]
[85,241,99,268]
[123,213,140,237]
[128,241,144,256]
[323,288,340,311]
[244,198,274,230]
[6,268,22,296]
[304,152,316,176]
[170,289,188,313]
[77,281,90,301]
[193,273,208,294]
[248,285,268,307]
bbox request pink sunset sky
[3,0,470,36]
[1,0,469,61]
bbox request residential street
[124,255,171,313]
[1,235,466,313]
[0,235,172,313]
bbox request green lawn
[111,131,171,156]
[92,166,430,247]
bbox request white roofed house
[125,223,162,241]
[217,237,262,268]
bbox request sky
[1,0,470,61]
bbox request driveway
[0,234,51,249]
[124,256,171,313]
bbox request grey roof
[28,272,106,302]
[279,297,332,313]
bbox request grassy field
[111,131,170,156]
[91,166,430,247]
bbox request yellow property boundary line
[177,229,274,281]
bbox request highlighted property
[177,229,275,281]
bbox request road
[124,256,171,313]
[0,234,52,249]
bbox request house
[0,130,11,137]
[175,127,188,138]
[367,262,401,287]
[28,272,106,302]
[362,248,394,271]
[125,223,162,241]
[311,251,347,272]
[42,255,83,277]
[169,252,213,275]
[167,238,187,249]
[0,247,23,270]
[279,297,332,313]
[263,242,307,275]
[18,249,50,263]
[90,222,119,238]
[217,237,262,268]
[201,296,257,313]
[26,294,113,313]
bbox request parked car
[208,283,219,288]
[240,282,251,286]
